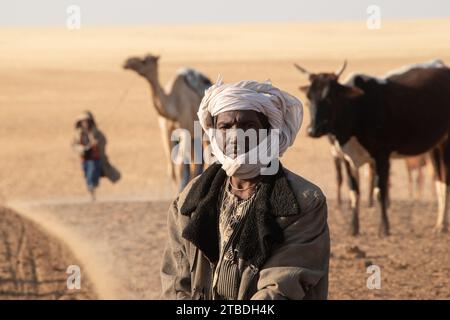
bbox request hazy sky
[1,0,449,26]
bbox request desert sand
[0,207,96,299]
[1,19,450,299]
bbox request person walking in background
[72,111,120,201]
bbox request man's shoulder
[177,174,202,210]
[282,167,327,214]
[176,166,327,215]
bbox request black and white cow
[327,134,377,207]
[294,60,450,236]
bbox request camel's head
[123,54,160,77]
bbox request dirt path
[0,206,97,299]
[7,199,170,299]
[4,194,450,300]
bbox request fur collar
[180,163,300,268]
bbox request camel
[123,54,212,190]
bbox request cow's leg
[435,141,450,233]
[377,174,392,209]
[416,165,425,200]
[429,147,446,232]
[344,160,360,236]
[429,155,437,198]
[443,141,450,232]
[406,161,414,198]
[367,162,376,207]
[334,156,343,206]
[375,155,390,236]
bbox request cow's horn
[336,60,347,78]
[294,63,312,76]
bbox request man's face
[80,119,89,130]
[214,110,269,159]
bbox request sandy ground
[6,197,449,300]
[1,20,450,299]
[0,207,96,299]
[9,200,169,299]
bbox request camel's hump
[177,68,212,97]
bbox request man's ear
[299,85,309,93]
[342,85,364,99]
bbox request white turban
[198,76,303,178]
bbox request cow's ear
[342,85,364,99]
[299,85,309,93]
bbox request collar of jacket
[180,163,300,268]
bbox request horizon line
[1,17,449,29]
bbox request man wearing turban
[160,77,330,300]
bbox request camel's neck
[144,72,177,121]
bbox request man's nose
[227,127,238,140]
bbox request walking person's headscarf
[75,111,97,129]
[198,76,303,179]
